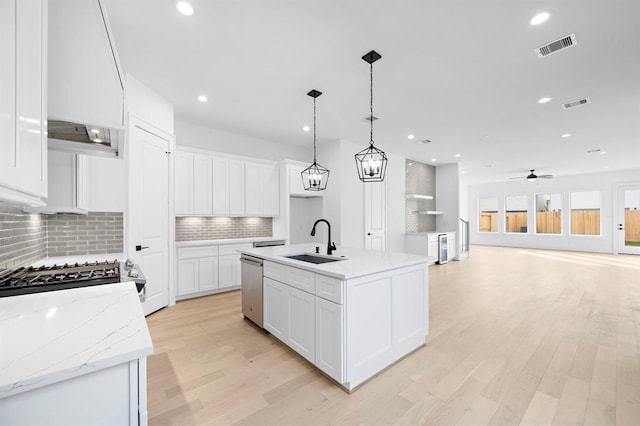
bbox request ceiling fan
[509,169,553,181]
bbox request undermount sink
[285,254,344,264]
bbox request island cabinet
[262,257,428,390]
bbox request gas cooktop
[0,260,123,297]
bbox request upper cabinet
[0,0,48,204]
[175,148,279,217]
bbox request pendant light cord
[313,97,317,163]
[370,62,374,146]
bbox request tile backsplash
[176,217,272,241]
[0,203,47,271]
[47,212,123,257]
[0,203,123,271]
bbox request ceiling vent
[535,33,577,58]
[562,97,591,109]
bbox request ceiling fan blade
[538,175,553,178]
[508,176,525,180]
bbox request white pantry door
[364,181,387,251]
[129,119,172,315]
[617,184,640,255]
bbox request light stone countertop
[175,236,287,247]
[238,243,433,280]
[0,281,153,399]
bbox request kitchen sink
[285,254,344,264]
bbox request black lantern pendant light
[355,50,388,182]
[301,89,330,191]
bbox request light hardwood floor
[146,246,640,425]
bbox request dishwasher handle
[240,255,263,267]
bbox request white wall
[290,196,324,244]
[467,168,640,253]
[174,119,307,162]
[86,156,126,212]
[435,163,459,232]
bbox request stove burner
[0,260,121,297]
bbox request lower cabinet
[263,262,344,382]
[177,243,251,299]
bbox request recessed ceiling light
[561,133,571,138]
[538,97,552,104]
[408,162,413,166]
[530,12,550,26]
[407,134,415,140]
[431,158,437,162]
[604,165,609,169]
[454,154,461,158]
[90,128,100,134]
[197,95,208,102]
[600,151,607,155]
[302,126,310,132]
[176,1,194,15]
[461,170,467,174]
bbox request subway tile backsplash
[0,203,47,272]
[47,212,124,257]
[0,203,123,271]
[176,217,272,241]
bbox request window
[478,197,498,232]
[570,191,601,235]
[505,195,528,233]
[535,193,562,234]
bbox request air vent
[417,139,432,145]
[562,97,591,109]
[535,33,577,58]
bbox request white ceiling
[103,0,640,184]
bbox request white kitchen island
[239,243,432,391]
[0,282,153,425]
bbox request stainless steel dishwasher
[240,254,264,327]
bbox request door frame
[613,182,640,255]
[126,115,176,310]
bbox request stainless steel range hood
[48,0,124,158]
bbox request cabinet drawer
[264,261,286,282]
[286,267,315,294]
[178,246,218,259]
[219,244,251,256]
[315,275,343,304]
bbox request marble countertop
[0,281,153,399]
[239,243,433,280]
[176,236,287,247]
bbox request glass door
[617,185,640,255]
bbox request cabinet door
[263,277,287,341]
[212,156,229,215]
[174,151,193,214]
[193,154,212,215]
[315,297,344,382]
[0,0,47,198]
[228,159,245,215]
[199,256,218,291]
[427,241,438,258]
[287,285,315,363]
[447,234,456,261]
[244,162,261,215]
[177,258,198,296]
[261,164,279,216]
[218,254,240,288]
[0,0,16,187]
[392,267,427,359]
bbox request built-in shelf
[405,194,433,200]
[412,210,445,215]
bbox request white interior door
[364,181,387,251]
[617,185,640,255]
[129,120,172,315]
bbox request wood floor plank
[142,246,640,425]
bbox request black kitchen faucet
[310,219,336,255]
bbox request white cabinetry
[263,261,344,381]
[175,148,279,217]
[176,246,218,297]
[0,0,47,204]
[406,232,457,262]
[175,150,212,215]
[177,243,250,299]
[245,162,279,216]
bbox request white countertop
[176,236,287,247]
[239,244,433,279]
[0,282,153,399]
